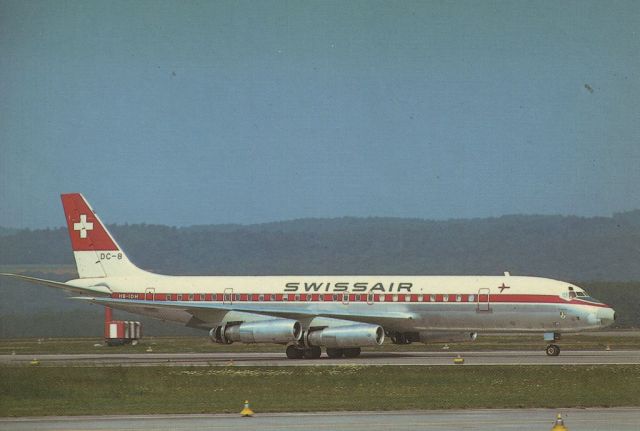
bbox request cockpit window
[564,287,603,303]
[565,286,585,299]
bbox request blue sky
[1,0,638,228]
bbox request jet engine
[306,323,385,348]
[209,319,302,344]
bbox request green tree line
[2,211,640,280]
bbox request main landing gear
[285,345,361,359]
[286,344,321,359]
[303,346,322,359]
[285,344,304,359]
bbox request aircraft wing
[0,273,111,296]
[73,296,416,327]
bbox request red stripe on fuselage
[108,292,609,307]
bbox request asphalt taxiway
[2,349,640,366]
[1,409,640,431]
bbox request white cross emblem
[73,214,94,239]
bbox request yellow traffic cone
[551,413,568,430]
[240,400,254,417]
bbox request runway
[2,349,640,366]
[1,409,640,430]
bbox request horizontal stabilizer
[0,273,111,296]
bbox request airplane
[1,193,616,358]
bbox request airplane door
[477,288,491,312]
[367,292,374,305]
[145,288,155,301]
[223,288,233,304]
[342,293,349,305]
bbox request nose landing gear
[545,344,561,356]
[544,332,561,356]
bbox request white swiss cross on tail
[73,214,94,239]
[61,193,141,278]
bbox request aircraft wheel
[303,346,322,359]
[545,344,561,356]
[343,347,362,358]
[326,348,344,358]
[286,345,304,359]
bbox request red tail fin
[61,193,144,278]
[61,193,118,251]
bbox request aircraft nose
[597,307,616,327]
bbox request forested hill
[2,210,640,281]
[0,227,17,236]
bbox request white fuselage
[68,274,615,334]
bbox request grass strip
[1,365,639,417]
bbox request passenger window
[177,294,183,301]
[259,294,264,301]
[468,294,475,302]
